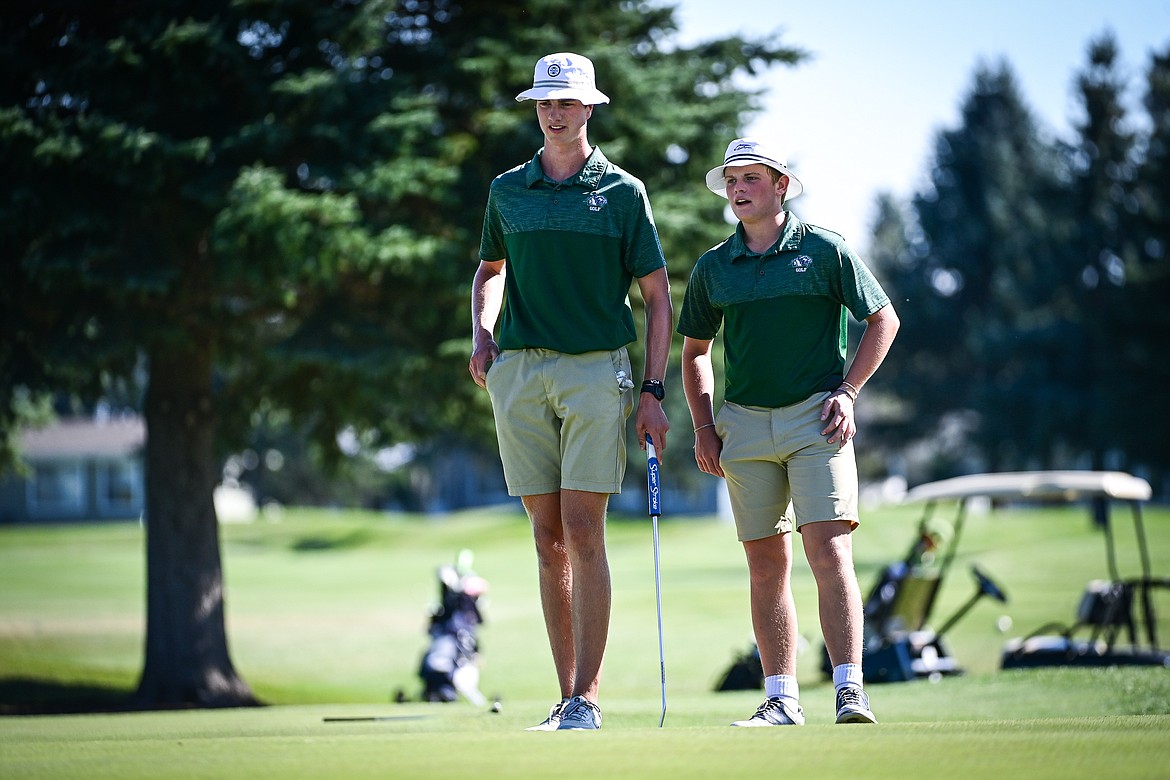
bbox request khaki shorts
[485,347,634,496]
[716,394,859,542]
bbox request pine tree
[1063,32,1141,471]
[895,62,1068,471]
[0,0,803,706]
[1124,43,1170,479]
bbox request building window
[96,459,143,516]
[28,461,86,517]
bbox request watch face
[642,382,664,400]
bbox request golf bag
[418,552,488,704]
[715,643,763,691]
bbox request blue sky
[673,0,1170,251]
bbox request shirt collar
[728,212,805,262]
[525,146,609,189]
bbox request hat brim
[515,86,610,105]
[705,162,803,200]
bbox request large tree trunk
[133,340,258,708]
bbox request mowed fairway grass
[2,496,1169,779]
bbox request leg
[522,488,612,703]
[732,532,805,727]
[559,488,612,702]
[802,520,876,724]
[742,533,798,677]
[522,491,575,700]
[800,520,863,667]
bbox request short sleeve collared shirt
[479,147,666,354]
[677,213,890,408]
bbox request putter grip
[646,434,661,516]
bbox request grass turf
[3,686,1169,780]
[2,499,1169,778]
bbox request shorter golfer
[678,137,899,726]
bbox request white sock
[832,663,864,692]
[764,674,799,702]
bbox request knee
[561,518,606,565]
[559,498,608,555]
[744,540,793,583]
[531,523,567,564]
[747,565,788,595]
[804,527,853,573]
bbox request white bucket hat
[705,137,803,200]
[515,52,610,105]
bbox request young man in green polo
[678,137,899,727]
[469,52,672,731]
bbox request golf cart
[829,477,1010,684]
[729,487,1004,689]
[901,471,1168,671]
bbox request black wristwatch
[640,379,665,401]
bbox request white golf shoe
[731,696,805,727]
[525,698,569,732]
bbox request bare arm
[682,336,723,477]
[469,259,506,389]
[634,266,672,454]
[820,303,901,446]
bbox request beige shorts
[716,394,859,542]
[485,347,634,496]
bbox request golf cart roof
[904,471,1152,504]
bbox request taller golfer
[678,137,899,727]
[469,52,672,731]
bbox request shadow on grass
[0,678,266,716]
[291,528,375,552]
[0,678,138,715]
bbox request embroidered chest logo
[791,255,813,273]
[587,193,608,212]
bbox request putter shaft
[646,434,667,727]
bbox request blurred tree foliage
[868,34,1170,489]
[1062,34,1141,472]
[0,0,802,706]
[1125,44,1170,473]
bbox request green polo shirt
[479,146,666,354]
[677,214,890,408]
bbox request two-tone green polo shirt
[677,213,890,408]
[479,146,666,354]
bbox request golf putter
[645,434,667,727]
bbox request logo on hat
[515,52,611,105]
[705,136,804,201]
